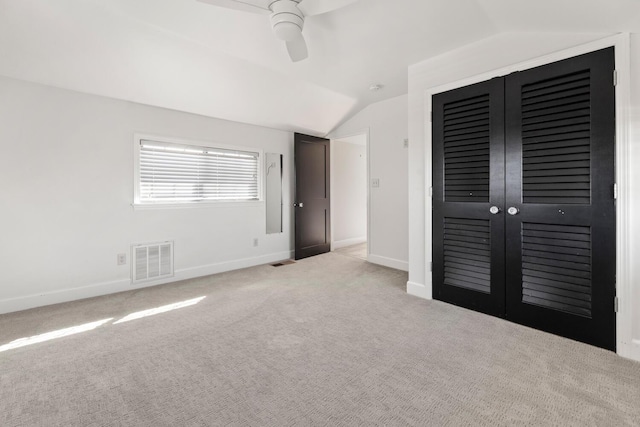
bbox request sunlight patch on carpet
[0,318,113,353]
[113,296,206,324]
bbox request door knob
[507,207,519,216]
[489,206,501,214]
[294,202,304,208]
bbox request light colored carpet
[1,252,639,426]
[334,242,367,260]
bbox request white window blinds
[138,139,259,203]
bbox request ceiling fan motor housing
[269,0,305,41]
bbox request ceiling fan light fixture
[270,0,305,41]
[273,21,302,41]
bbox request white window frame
[133,133,263,209]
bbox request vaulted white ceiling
[0,0,638,135]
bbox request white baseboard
[173,250,293,281]
[628,339,640,362]
[0,278,132,316]
[367,254,408,272]
[0,250,294,316]
[332,236,367,250]
[407,281,431,300]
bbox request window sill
[132,200,264,211]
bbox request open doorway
[330,132,368,261]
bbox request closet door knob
[489,206,501,215]
[507,207,519,216]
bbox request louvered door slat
[522,261,591,279]
[523,228,590,240]
[522,108,590,125]
[522,132,590,146]
[524,153,590,164]
[523,250,590,265]
[522,255,590,271]
[444,98,489,114]
[443,218,491,293]
[523,277,590,295]
[521,70,590,92]
[524,175,590,184]
[522,223,593,318]
[443,137,490,148]
[522,94,591,116]
[521,70,591,205]
[445,143,488,154]
[523,242,590,256]
[525,283,590,302]
[521,86,591,106]
[445,153,490,163]
[442,94,491,203]
[522,101,590,120]
[444,115,490,128]
[523,168,590,177]
[523,123,590,139]
[524,183,590,191]
[445,261,491,275]
[522,78,589,100]
[523,145,589,157]
[445,149,488,159]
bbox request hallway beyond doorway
[335,242,367,261]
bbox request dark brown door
[432,47,616,350]
[432,78,506,317]
[294,133,330,260]
[504,48,616,350]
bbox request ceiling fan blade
[297,0,357,16]
[197,0,271,15]
[286,36,308,62]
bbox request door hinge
[430,111,433,122]
[614,296,619,313]
[428,186,433,197]
[613,70,618,86]
[613,183,618,200]
[429,261,433,272]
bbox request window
[134,136,261,205]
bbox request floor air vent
[271,260,295,267]
[132,241,174,283]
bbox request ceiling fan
[197,0,358,62]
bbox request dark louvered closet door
[432,48,616,350]
[432,78,506,317]
[504,48,616,350]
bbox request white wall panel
[0,76,293,313]
[329,94,408,270]
[331,139,367,246]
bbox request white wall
[628,34,640,361]
[0,76,294,314]
[407,32,640,362]
[329,94,408,271]
[331,138,367,248]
